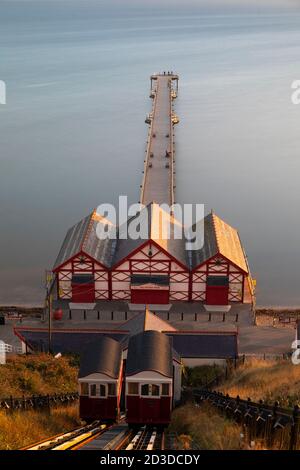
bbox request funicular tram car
[78,336,123,422]
[125,330,177,427]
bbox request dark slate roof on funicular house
[79,335,122,379]
[15,328,127,356]
[126,330,173,377]
[166,332,237,359]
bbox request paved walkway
[16,308,296,356]
[142,75,175,206]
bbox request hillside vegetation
[218,358,300,408]
[169,403,242,450]
[0,353,78,397]
[0,353,80,450]
[0,404,80,450]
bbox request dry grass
[183,364,224,388]
[0,403,81,450]
[219,358,300,407]
[0,353,80,450]
[169,402,242,450]
[0,353,78,397]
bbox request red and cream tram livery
[78,336,123,422]
[125,330,179,427]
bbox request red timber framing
[111,241,189,302]
[191,254,246,304]
[53,251,110,301]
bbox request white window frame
[126,382,140,396]
[140,383,161,398]
[79,382,89,396]
[107,382,117,397]
[161,383,170,397]
[89,383,107,398]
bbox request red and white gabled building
[190,212,253,305]
[52,203,253,307]
[111,203,189,304]
[52,209,113,303]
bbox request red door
[131,289,169,304]
[206,286,229,305]
[72,275,95,302]
[206,276,229,305]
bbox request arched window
[141,384,160,396]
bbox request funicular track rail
[118,426,165,451]
[23,421,107,451]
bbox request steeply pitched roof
[53,207,247,274]
[166,332,238,359]
[112,204,152,267]
[53,209,116,270]
[189,212,248,273]
[126,330,173,377]
[112,203,188,268]
[117,307,176,337]
[78,335,122,379]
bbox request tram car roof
[78,335,122,379]
[126,330,174,378]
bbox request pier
[140,73,179,207]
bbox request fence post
[10,395,13,411]
[47,394,51,415]
[269,401,279,448]
[290,405,300,450]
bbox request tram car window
[78,336,123,423]
[125,330,179,427]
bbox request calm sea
[1,1,300,306]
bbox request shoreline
[1,305,300,315]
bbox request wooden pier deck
[140,73,178,207]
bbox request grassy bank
[169,403,242,450]
[0,353,80,450]
[183,364,224,388]
[0,353,78,397]
[0,403,80,450]
[218,358,300,408]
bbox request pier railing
[140,80,159,205]
[169,80,175,207]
